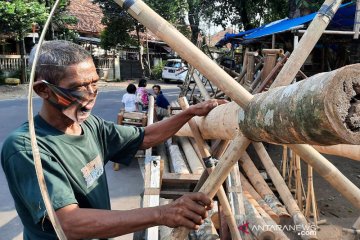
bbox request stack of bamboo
[113,1,360,239]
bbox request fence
[0,55,28,71]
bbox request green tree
[0,0,48,82]
[48,0,79,41]
[202,0,288,30]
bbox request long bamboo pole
[113,0,360,239]
[177,97,241,240]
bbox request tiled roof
[66,0,105,35]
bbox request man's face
[153,87,160,95]
[54,58,99,123]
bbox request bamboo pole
[295,154,304,210]
[244,192,289,240]
[240,173,280,224]
[252,142,316,240]
[312,144,360,161]
[177,97,241,240]
[282,145,288,178]
[243,196,276,240]
[239,153,289,218]
[226,163,247,239]
[175,101,240,140]
[178,137,204,174]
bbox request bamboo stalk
[244,192,289,240]
[295,154,303,210]
[282,145,288,178]
[240,153,289,218]
[240,173,280,224]
[312,144,360,161]
[226,163,247,239]
[305,165,313,219]
[177,97,241,240]
[243,196,276,240]
[252,142,317,240]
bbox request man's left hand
[188,99,228,117]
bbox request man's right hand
[157,192,213,230]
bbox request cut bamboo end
[240,64,360,145]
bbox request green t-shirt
[1,114,144,240]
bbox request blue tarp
[216,2,355,47]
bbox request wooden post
[244,52,257,91]
[253,52,290,93]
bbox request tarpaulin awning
[216,2,355,47]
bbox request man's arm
[140,99,227,149]
[56,193,212,239]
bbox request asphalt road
[0,86,180,240]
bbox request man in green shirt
[1,40,225,239]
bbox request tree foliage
[201,0,288,31]
[0,0,48,40]
[94,0,190,49]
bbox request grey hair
[29,40,92,85]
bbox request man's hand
[157,193,213,230]
[188,99,228,117]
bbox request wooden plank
[162,172,201,184]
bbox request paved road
[0,86,180,240]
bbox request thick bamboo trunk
[312,144,360,161]
[239,64,360,145]
[175,101,240,140]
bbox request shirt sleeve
[2,150,78,224]
[97,118,145,165]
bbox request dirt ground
[1,81,359,239]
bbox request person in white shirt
[121,83,138,112]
